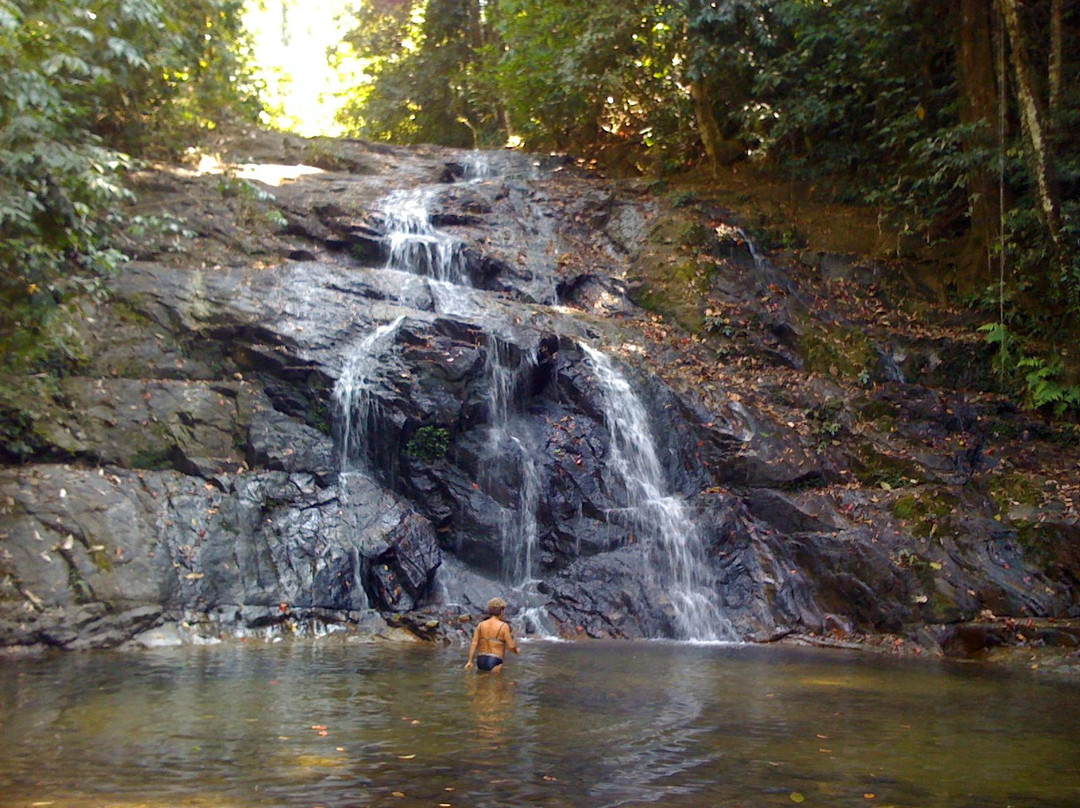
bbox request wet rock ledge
[1,131,1078,665]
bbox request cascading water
[380,188,468,284]
[374,164,552,633]
[735,226,766,270]
[333,315,405,471]
[327,317,406,613]
[581,344,734,642]
[481,338,540,587]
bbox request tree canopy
[339,0,1079,399]
[2,0,1077,412]
[0,0,257,372]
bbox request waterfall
[735,227,766,270]
[460,151,495,181]
[372,166,553,633]
[380,188,468,284]
[332,316,405,471]
[481,338,540,586]
[330,318,406,612]
[581,344,733,642]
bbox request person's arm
[501,622,520,655]
[464,624,480,668]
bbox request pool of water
[1,640,1078,808]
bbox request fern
[1017,357,1080,416]
[981,324,1080,416]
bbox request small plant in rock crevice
[405,425,451,462]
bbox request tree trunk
[1049,0,1063,119]
[465,0,483,50]
[957,0,1001,282]
[999,0,1064,261]
[689,79,723,174]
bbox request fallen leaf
[398,754,416,760]
[790,794,805,804]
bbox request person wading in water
[464,597,520,673]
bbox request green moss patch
[799,321,875,379]
[890,488,959,540]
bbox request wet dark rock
[2,134,1078,655]
[939,623,1011,658]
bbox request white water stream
[336,153,729,639]
[481,337,541,587]
[380,187,469,284]
[582,344,733,641]
[332,315,405,470]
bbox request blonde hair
[487,597,507,616]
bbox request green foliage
[980,323,1080,416]
[805,400,844,454]
[755,2,960,220]
[0,0,258,374]
[405,425,451,462]
[1016,357,1080,416]
[493,0,693,162]
[337,0,492,147]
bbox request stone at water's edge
[0,463,437,648]
[1,134,1077,655]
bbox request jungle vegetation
[1,0,1077,412]
[0,0,258,372]
[339,0,1080,410]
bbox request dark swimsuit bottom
[475,653,504,672]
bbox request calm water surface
[1,641,1078,808]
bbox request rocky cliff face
[1,133,1077,657]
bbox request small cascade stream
[380,188,469,284]
[735,227,767,270]
[482,337,541,585]
[582,344,734,642]
[332,150,731,640]
[476,337,553,634]
[332,315,405,471]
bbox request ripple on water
[1,641,1079,808]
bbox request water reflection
[466,670,515,749]
[1,641,1078,808]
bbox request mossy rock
[849,438,925,488]
[890,488,959,540]
[629,258,712,334]
[855,396,901,424]
[799,321,875,379]
[983,470,1047,512]
[130,446,175,470]
[1013,519,1080,577]
[0,376,64,460]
